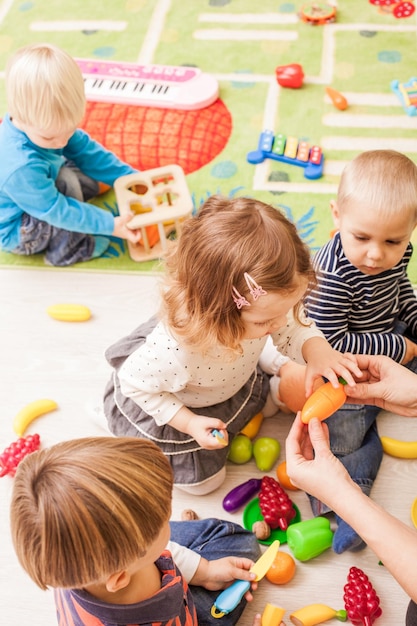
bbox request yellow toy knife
[211,540,280,618]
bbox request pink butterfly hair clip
[232,272,267,309]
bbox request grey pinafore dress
[103,316,269,487]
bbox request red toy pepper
[275,63,304,89]
[0,434,41,477]
[259,476,296,530]
[343,566,382,626]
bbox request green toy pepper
[286,517,333,561]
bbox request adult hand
[345,354,417,417]
[285,413,353,505]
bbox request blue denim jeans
[169,518,261,626]
[12,162,100,266]
[309,348,417,516]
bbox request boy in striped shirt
[304,149,417,553]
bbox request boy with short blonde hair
[305,149,417,553]
[0,43,140,266]
[307,150,417,372]
[6,43,86,133]
[10,437,261,626]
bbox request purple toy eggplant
[222,478,262,513]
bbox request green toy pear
[253,437,280,472]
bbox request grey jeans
[12,163,100,266]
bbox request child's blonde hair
[6,43,86,132]
[10,437,173,590]
[161,195,315,354]
[337,149,417,223]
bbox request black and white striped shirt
[304,233,417,362]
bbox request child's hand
[190,556,258,599]
[302,337,362,397]
[169,407,228,449]
[187,416,229,449]
[252,615,284,626]
[252,615,261,626]
[112,214,142,243]
[402,337,417,365]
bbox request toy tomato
[301,380,346,423]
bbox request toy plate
[411,497,417,529]
[243,497,301,545]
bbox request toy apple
[275,64,304,89]
[228,434,253,464]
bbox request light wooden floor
[1,267,416,625]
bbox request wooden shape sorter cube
[114,164,193,262]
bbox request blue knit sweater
[0,114,136,250]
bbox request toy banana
[13,399,58,437]
[240,412,264,439]
[290,604,347,626]
[46,303,92,322]
[380,436,417,459]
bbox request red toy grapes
[344,566,382,626]
[259,476,296,530]
[0,434,41,477]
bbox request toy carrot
[326,86,348,111]
[301,378,347,424]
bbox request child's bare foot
[181,509,199,521]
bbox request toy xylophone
[247,130,324,180]
[75,58,219,110]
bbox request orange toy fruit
[276,460,299,491]
[301,380,347,424]
[265,550,296,585]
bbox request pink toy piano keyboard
[75,58,219,110]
